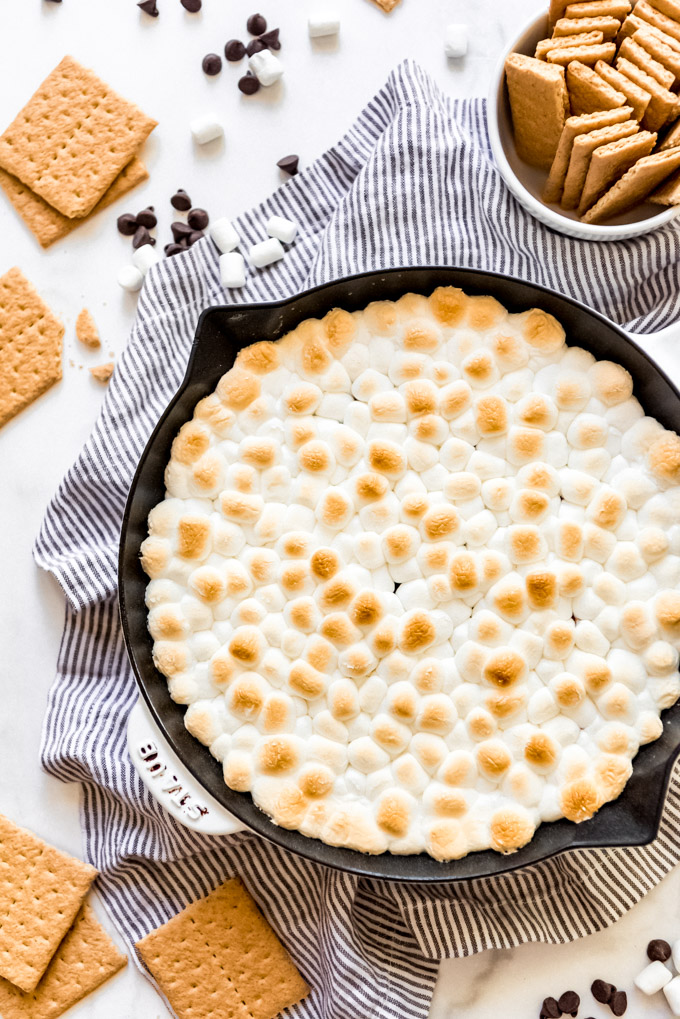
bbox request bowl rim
[487,7,680,240]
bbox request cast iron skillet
[119,266,680,882]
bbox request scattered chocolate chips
[558,991,579,1016]
[187,207,209,230]
[137,0,159,15]
[247,12,267,35]
[610,990,627,1016]
[164,243,184,257]
[180,0,202,10]
[277,153,299,175]
[171,221,194,242]
[117,212,138,236]
[188,230,205,245]
[540,997,561,1019]
[202,53,222,75]
[246,37,266,56]
[259,27,280,50]
[136,206,157,229]
[238,72,260,95]
[224,39,246,61]
[170,189,192,211]
[647,939,672,962]
[591,979,615,1004]
[133,225,155,249]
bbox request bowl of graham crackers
[489,0,680,239]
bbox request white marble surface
[2,0,680,1016]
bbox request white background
[1,0,680,1016]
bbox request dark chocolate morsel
[136,207,157,228]
[164,243,184,257]
[133,225,154,249]
[591,980,615,1004]
[558,991,579,1015]
[117,213,138,236]
[171,221,194,242]
[137,0,158,16]
[202,53,222,75]
[259,27,280,49]
[247,12,267,34]
[180,0,202,10]
[277,153,299,175]
[224,39,246,61]
[246,37,266,56]
[188,230,204,245]
[647,939,672,962]
[539,998,561,1019]
[187,207,209,230]
[238,72,260,95]
[170,190,192,211]
[610,990,627,1016]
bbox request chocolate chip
[170,189,192,211]
[171,221,193,242]
[132,225,155,249]
[238,72,260,95]
[164,243,184,257]
[647,939,672,962]
[180,0,202,10]
[117,213,138,236]
[224,39,246,61]
[540,998,561,1019]
[247,12,266,34]
[187,208,209,230]
[137,0,158,15]
[188,230,204,245]
[591,980,615,1004]
[277,153,299,175]
[136,206,157,229]
[259,27,280,49]
[558,991,579,1016]
[610,990,627,1016]
[202,53,222,75]
[246,37,266,56]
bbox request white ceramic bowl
[487,9,680,240]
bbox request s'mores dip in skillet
[140,287,680,861]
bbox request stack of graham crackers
[0,56,155,248]
[505,0,680,222]
[0,814,126,1019]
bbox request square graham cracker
[544,106,633,201]
[619,35,676,87]
[649,166,680,201]
[554,15,622,37]
[648,0,680,20]
[633,28,680,85]
[0,269,65,429]
[567,59,628,113]
[536,31,604,59]
[582,142,680,220]
[0,815,97,991]
[0,903,126,1019]
[565,0,631,17]
[578,128,656,211]
[634,1,680,44]
[136,877,310,1019]
[596,58,652,119]
[0,156,148,249]
[616,54,677,130]
[505,53,570,169]
[561,118,639,207]
[0,56,156,218]
[546,41,617,64]
[659,117,680,147]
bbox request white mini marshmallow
[210,218,240,253]
[249,237,285,269]
[191,114,224,145]
[132,243,159,274]
[266,214,298,244]
[117,264,144,292]
[249,49,284,86]
[665,976,680,1016]
[219,252,246,289]
[635,960,672,995]
[444,23,468,58]
[308,5,340,37]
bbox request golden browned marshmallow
[516,394,557,431]
[508,427,546,465]
[148,604,188,641]
[418,542,453,576]
[286,419,316,450]
[399,612,437,655]
[552,672,586,709]
[368,620,398,658]
[638,527,669,563]
[194,393,236,437]
[568,414,608,449]
[410,659,444,694]
[422,505,461,542]
[229,626,265,666]
[466,295,507,330]
[289,660,327,699]
[323,307,357,354]
[153,641,189,678]
[400,493,429,524]
[489,808,535,853]
[589,360,633,406]
[298,439,334,474]
[305,635,336,674]
[318,575,357,613]
[449,551,479,594]
[554,372,590,410]
[382,524,420,563]
[524,732,559,773]
[284,382,323,416]
[560,779,600,823]
[492,332,529,371]
[587,488,626,530]
[257,736,300,775]
[583,523,617,562]
[656,590,680,639]
[216,368,260,410]
[486,689,527,721]
[177,515,212,559]
[521,462,559,495]
[476,739,512,780]
[237,340,280,375]
[223,751,253,792]
[620,602,657,650]
[246,550,277,586]
[481,551,508,587]
[349,590,384,628]
[412,414,449,445]
[171,420,211,464]
[317,488,354,530]
[209,649,235,689]
[367,440,407,478]
[229,673,266,719]
[417,694,455,734]
[439,379,472,419]
[519,308,565,352]
[376,791,412,837]
[329,680,361,721]
[239,437,278,470]
[320,613,361,648]
[140,536,170,579]
[365,299,398,334]
[439,750,477,787]
[491,576,527,622]
[483,648,527,688]
[192,451,224,494]
[353,472,390,506]
[430,789,468,819]
[545,620,575,659]
[508,525,544,564]
[298,763,335,799]
[475,394,509,436]
[402,379,439,417]
[287,596,321,633]
[647,431,680,486]
[219,491,262,524]
[511,489,550,523]
[429,286,467,325]
[188,565,227,604]
[369,391,407,422]
[371,714,410,754]
[386,682,418,722]
[557,564,585,598]
[403,322,442,353]
[298,326,333,377]
[229,464,258,494]
[525,570,558,610]
[461,349,497,386]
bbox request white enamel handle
[627,321,680,383]
[127,697,246,836]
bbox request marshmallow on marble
[248,49,284,86]
[308,5,340,37]
[266,214,298,244]
[117,264,144,292]
[132,243,159,275]
[635,960,672,995]
[444,22,468,57]
[665,976,680,1016]
[248,237,285,269]
[220,252,246,289]
[191,114,224,145]
[210,217,240,253]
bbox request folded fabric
[35,59,680,1019]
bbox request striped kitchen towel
[35,59,680,1019]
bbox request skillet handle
[626,321,680,384]
[127,698,246,836]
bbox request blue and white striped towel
[35,60,680,1019]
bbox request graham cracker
[537,31,604,57]
[596,58,652,119]
[578,128,656,211]
[561,118,639,206]
[565,0,631,18]
[567,59,628,113]
[547,41,617,64]
[544,106,633,201]
[549,0,572,30]
[618,12,653,39]
[0,55,156,218]
[0,269,65,430]
[634,0,680,43]
[505,53,570,169]
[659,116,680,146]
[649,166,680,200]
[616,55,677,130]
[368,0,401,9]
[136,877,310,1019]
[554,15,622,37]
[632,28,680,85]
[0,156,148,249]
[582,142,680,220]
[90,362,114,383]
[648,0,680,20]
[619,35,676,86]
[0,814,97,991]
[0,903,126,1019]
[76,308,100,348]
